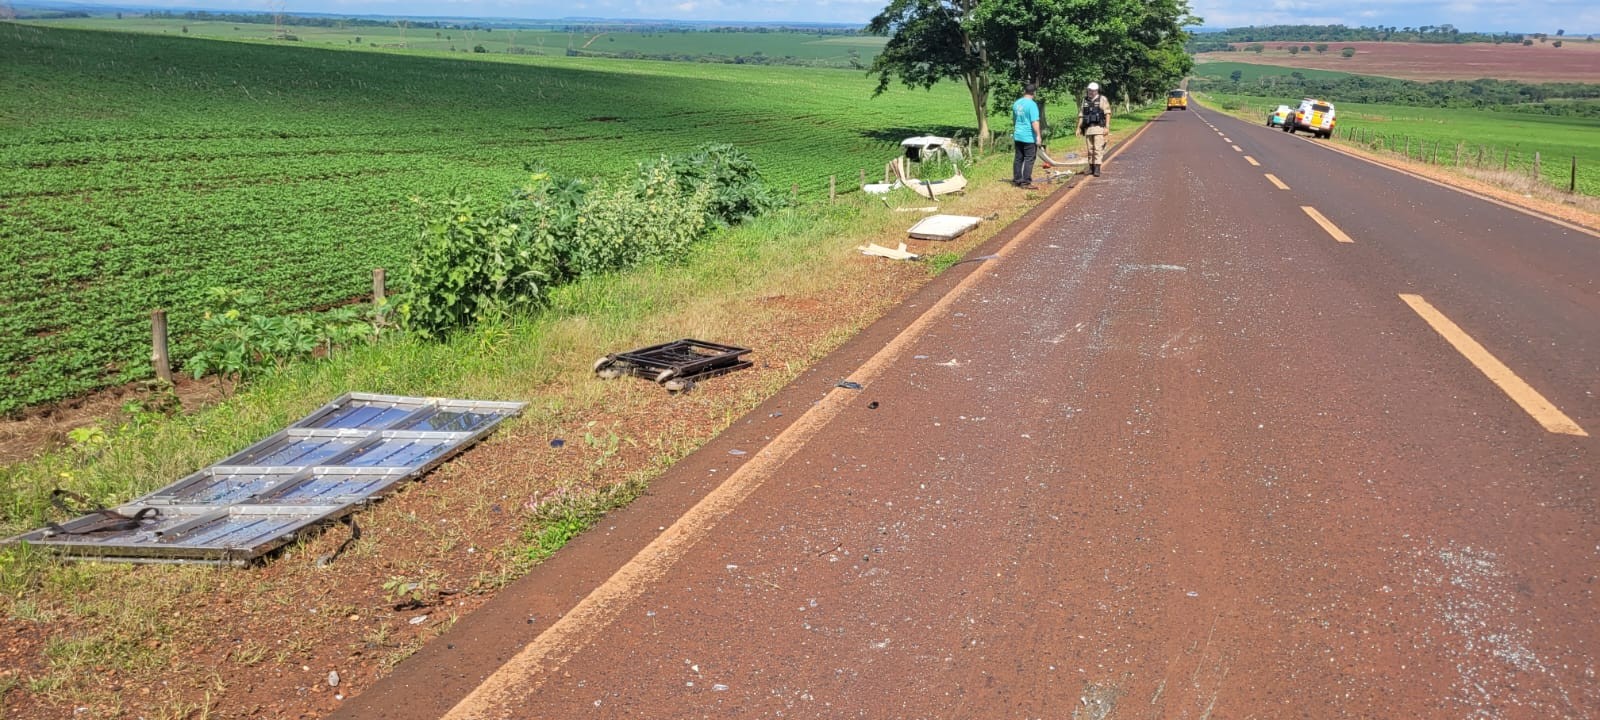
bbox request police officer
[1077,82,1113,177]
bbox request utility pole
[270,0,288,40]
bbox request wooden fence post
[791,184,799,201]
[1455,143,1463,167]
[151,309,173,384]
[1533,151,1541,179]
[1571,156,1578,194]
[829,175,836,202]
[1403,136,1410,158]
[1476,146,1484,167]
[859,168,866,186]
[372,268,385,306]
[1502,149,1509,171]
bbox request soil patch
[0,375,225,465]
[1206,41,1600,82]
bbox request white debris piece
[907,214,983,241]
[858,243,919,261]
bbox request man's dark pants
[1013,140,1038,186]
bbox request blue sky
[66,0,1595,33]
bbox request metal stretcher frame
[3,393,525,565]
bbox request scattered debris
[862,179,902,195]
[549,438,566,449]
[313,516,362,568]
[836,381,864,390]
[4,393,525,565]
[889,156,967,199]
[901,136,964,163]
[594,339,752,393]
[892,206,941,213]
[1039,147,1085,183]
[907,214,983,241]
[327,671,341,687]
[858,242,919,261]
[862,135,969,199]
[867,401,880,410]
[409,615,429,625]
[728,449,748,456]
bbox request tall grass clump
[399,143,783,338]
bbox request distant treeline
[1191,73,1600,117]
[134,11,863,35]
[1186,24,1592,53]
[145,11,454,29]
[565,48,862,69]
[14,10,91,19]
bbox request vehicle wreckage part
[4,393,525,565]
[593,338,752,391]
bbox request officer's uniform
[1079,91,1113,176]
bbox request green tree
[1288,45,1300,55]
[972,0,1197,122]
[869,0,1195,141]
[866,0,993,144]
[1095,0,1199,106]
[1248,43,1264,54]
[1314,43,1328,53]
[1340,46,1355,57]
[1230,69,1243,82]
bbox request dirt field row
[1204,40,1600,82]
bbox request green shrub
[398,144,779,338]
[185,288,385,386]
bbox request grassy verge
[0,145,1070,718]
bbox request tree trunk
[966,70,990,149]
[962,28,991,150]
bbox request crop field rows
[29,18,889,67]
[1,24,974,413]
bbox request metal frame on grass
[3,393,525,565]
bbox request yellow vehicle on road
[1286,98,1337,138]
[1166,89,1188,111]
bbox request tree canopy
[867,0,1197,141]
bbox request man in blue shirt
[1012,84,1042,189]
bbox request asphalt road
[339,106,1599,719]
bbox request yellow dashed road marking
[1400,294,1588,437]
[1244,156,1260,166]
[1265,173,1289,190]
[1300,206,1354,243]
[1231,145,1241,152]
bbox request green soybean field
[29,17,889,67]
[0,24,973,414]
